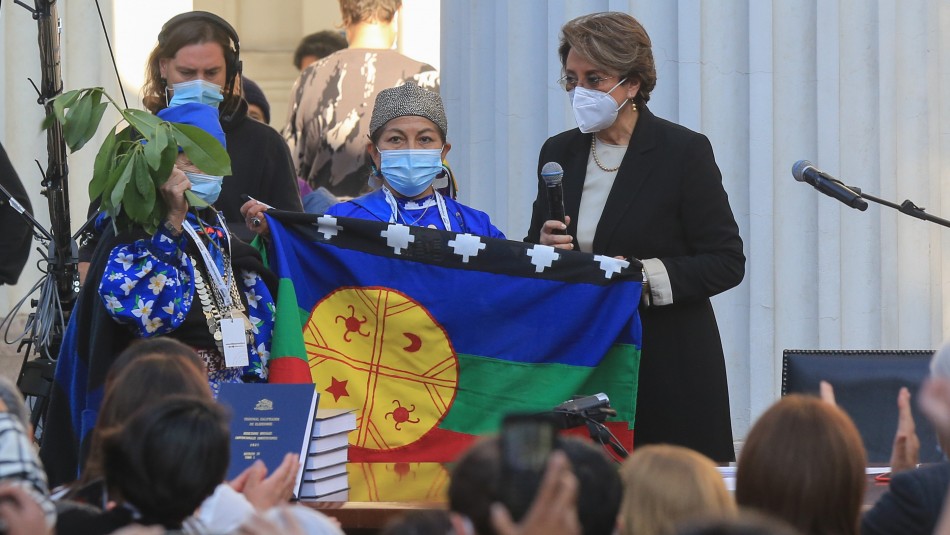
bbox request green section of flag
[249,235,269,266]
[439,344,640,435]
[269,279,308,362]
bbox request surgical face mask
[186,172,224,204]
[378,148,444,198]
[569,78,628,133]
[169,79,224,108]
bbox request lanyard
[182,212,233,310]
[382,186,452,231]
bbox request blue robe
[326,189,506,239]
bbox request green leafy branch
[44,87,231,234]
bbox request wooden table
[304,462,449,533]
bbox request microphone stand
[9,0,79,437]
[854,190,950,229]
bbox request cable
[580,414,629,463]
[94,0,128,108]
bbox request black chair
[782,349,940,463]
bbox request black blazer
[861,462,950,535]
[525,106,744,461]
[526,105,744,302]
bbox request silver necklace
[398,203,432,226]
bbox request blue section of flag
[267,214,641,368]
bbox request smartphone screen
[499,413,558,521]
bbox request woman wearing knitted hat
[242,81,504,238]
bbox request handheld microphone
[541,162,566,235]
[792,160,869,211]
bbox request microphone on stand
[552,393,615,429]
[541,162,566,235]
[551,393,629,459]
[792,160,868,211]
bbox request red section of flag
[562,422,634,451]
[350,427,476,463]
[268,356,312,383]
[348,422,634,463]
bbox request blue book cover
[218,383,319,499]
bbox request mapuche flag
[265,211,642,462]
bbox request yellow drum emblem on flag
[305,287,459,451]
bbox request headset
[157,11,243,92]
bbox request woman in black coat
[525,12,745,462]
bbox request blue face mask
[378,148,444,198]
[186,172,224,204]
[169,79,224,108]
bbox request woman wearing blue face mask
[89,102,276,395]
[243,82,504,239]
[524,12,745,463]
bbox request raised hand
[889,387,920,473]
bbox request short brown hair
[619,445,737,535]
[736,395,866,535]
[558,12,657,106]
[339,0,402,27]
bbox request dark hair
[240,77,271,124]
[339,0,402,27]
[101,396,230,528]
[736,395,866,535]
[82,338,209,482]
[104,337,206,392]
[448,436,621,535]
[143,12,242,114]
[294,30,348,69]
[558,12,657,107]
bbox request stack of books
[299,408,357,500]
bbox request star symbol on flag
[326,377,350,401]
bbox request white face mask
[569,78,628,133]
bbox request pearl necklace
[591,136,621,172]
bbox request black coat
[0,141,33,285]
[217,99,303,242]
[861,462,950,535]
[526,105,745,461]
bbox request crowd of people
[4,1,949,534]
[6,336,950,533]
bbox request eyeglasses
[557,74,615,92]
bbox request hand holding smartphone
[499,413,560,522]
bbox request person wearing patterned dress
[283,0,439,199]
[245,82,503,239]
[41,103,279,487]
[96,102,276,392]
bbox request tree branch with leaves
[44,87,231,234]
